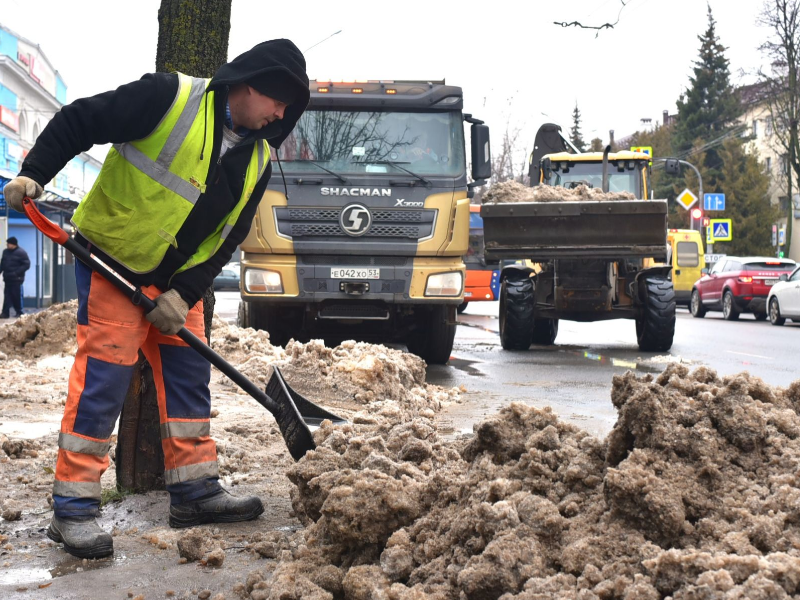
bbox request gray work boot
[47,515,113,559]
[169,489,264,529]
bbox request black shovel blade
[265,370,318,461]
[270,367,347,428]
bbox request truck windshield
[278,109,465,177]
[549,163,641,196]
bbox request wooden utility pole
[116,0,232,492]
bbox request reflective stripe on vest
[72,72,270,274]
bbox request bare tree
[490,123,526,186]
[117,0,232,493]
[758,0,800,255]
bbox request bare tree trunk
[116,0,231,493]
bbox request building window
[782,154,789,174]
[766,156,772,173]
[753,120,758,137]
[766,117,774,136]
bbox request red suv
[690,256,796,320]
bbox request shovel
[22,197,345,461]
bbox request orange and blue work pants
[53,260,220,518]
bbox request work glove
[3,176,43,213]
[146,289,190,335]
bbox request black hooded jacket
[20,39,309,306]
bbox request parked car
[767,264,800,325]
[690,256,796,320]
[213,266,240,291]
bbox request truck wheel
[499,277,534,350]
[690,289,706,318]
[754,312,768,321]
[457,301,469,314]
[406,305,456,365]
[636,276,676,352]
[769,297,785,326]
[531,318,558,345]
[722,291,740,321]
[240,301,293,347]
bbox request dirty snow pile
[0,300,78,359]
[482,180,635,204]
[213,315,460,416]
[247,364,800,600]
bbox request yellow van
[667,229,705,306]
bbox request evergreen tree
[570,103,586,152]
[589,137,604,152]
[674,5,740,153]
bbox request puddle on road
[0,553,121,586]
[447,357,486,377]
[563,348,663,374]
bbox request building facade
[0,23,102,308]
[738,83,798,260]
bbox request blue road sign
[709,219,732,241]
[704,193,726,211]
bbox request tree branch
[554,0,629,38]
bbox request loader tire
[499,277,534,350]
[636,276,676,352]
[407,305,456,364]
[531,318,559,345]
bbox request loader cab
[536,151,652,199]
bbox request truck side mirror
[542,157,553,183]
[471,124,491,183]
[665,159,681,176]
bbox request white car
[767,265,800,325]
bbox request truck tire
[406,305,456,364]
[239,301,293,347]
[457,301,469,314]
[531,318,558,345]
[690,289,706,318]
[636,276,676,352]
[722,290,740,321]
[499,277,534,350]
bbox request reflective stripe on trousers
[53,260,218,517]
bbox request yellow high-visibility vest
[73,73,270,274]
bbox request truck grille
[276,207,436,240]
[301,256,409,266]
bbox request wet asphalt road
[215,292,800,440]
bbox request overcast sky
[3,0,767,162]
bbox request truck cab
[238,80,490,363]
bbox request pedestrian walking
[0,236,30,318]
[2,39,309,559]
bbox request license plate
[331,268,380,279]
[765,279,778,286]
[464,292,473,297]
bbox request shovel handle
[21,197,280,414]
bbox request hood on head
[211,38,310,147]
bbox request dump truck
[238,80,491,363]
[480,123,675,352]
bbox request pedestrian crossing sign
[709,218,732,242]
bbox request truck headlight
[425,272,463,297]
[244,269,283,293]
